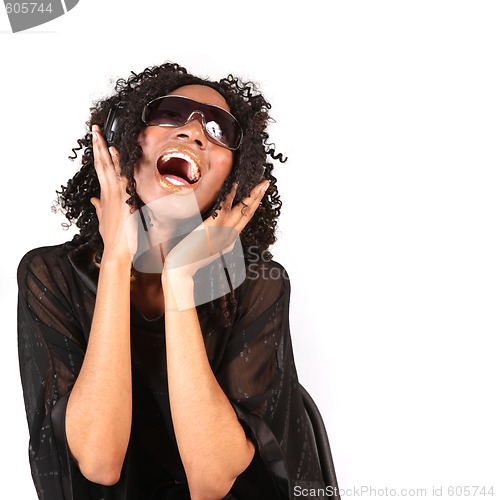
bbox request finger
[240,180,270,213]
[233,180,269,231]
[91,125,108,185]
[92,125,119,181]
[90,197,102,221]
[219,182,238,211]
[109,146,124,179]
[251,180,270,199]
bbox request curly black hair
[56,61,285,264]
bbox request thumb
[90,197,102,220]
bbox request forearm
[163,273,254,499]
[66,256,133,485]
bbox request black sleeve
[17,247,115,500]
[216,260,326,500]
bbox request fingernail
[261,181,270,193]
[92,125,98,140]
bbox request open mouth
[156,149,201,190]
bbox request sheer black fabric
[17,242,327,499]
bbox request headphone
[102,102,124,146]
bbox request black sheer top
[17,242,326,499]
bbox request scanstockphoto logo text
[2,0,78,32]
[294,484,496,498]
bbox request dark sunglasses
[141,95,243,150]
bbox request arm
[65,256,132,485]
[65,125,134,485]
[163,279,255,500]
[162,181,269,500]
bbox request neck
[131,268,163,288]
[130,266,165,320]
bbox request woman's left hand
[163,180,269,283]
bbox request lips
[156,147,202,192]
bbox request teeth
[189,169,200,182]
[165,176,185,186]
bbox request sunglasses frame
[141,95,243,151]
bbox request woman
[17,62,327,499]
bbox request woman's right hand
[67,125,135,483]
[90,124,137,263]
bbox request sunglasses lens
[203,110,242,150]
[143,96,242,149]
[144,97,189,127]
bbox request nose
[173,111,207,149]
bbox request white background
[1,1,495,499]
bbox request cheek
[200,153,233,206]
[216,151,233,179]
[133,158,149,184]
[138,128,155,147]
[138,127,168,156]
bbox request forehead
[166,85,230,111]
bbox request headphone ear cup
[103,103,124,146]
